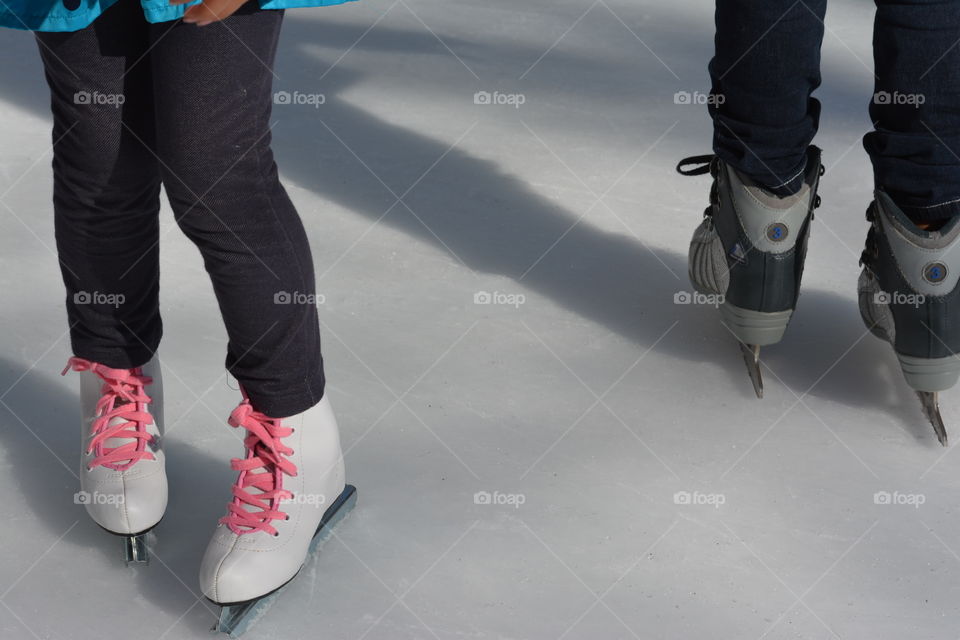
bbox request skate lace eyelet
[273,531,280,537]
[285,515,290,521]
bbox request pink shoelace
[62,357,156,472]
[221,396,297,536]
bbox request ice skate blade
[739,343,763,399]
[213,484,358,638]
[917,392,948,447]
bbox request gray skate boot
[678,146,824,397]
[858,192,960,445]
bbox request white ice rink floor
[2,1,959,638]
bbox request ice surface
[1,1,959,638]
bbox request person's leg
[36,0,163,367]
[710,0,827,196]
[857,0,960,444]
[147,8,353,613]
[147,3,323,418]
[865,0,960,224]
[37,0,168,553]
[678,0,827,396]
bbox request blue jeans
[710,0,960,221]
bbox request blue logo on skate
[924,262,948,284]
[766,222,788,243]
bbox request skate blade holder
[124,534,149,566]
[212,484,358,637]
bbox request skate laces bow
[222,399,297,536]
[62,357,155,471]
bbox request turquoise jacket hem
[1,0,353,31]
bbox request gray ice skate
[678,147,824,397]
[858,193,960,445]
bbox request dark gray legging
[36,0,325,417]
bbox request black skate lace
[677,153,825,219]
[677,155,721,217]
[676,155,716,177]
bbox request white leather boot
[199,392,353,614]
[64,356,167,544]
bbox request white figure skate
[199,392,356,637]
[63,356,166,564]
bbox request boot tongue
[239,443,282,518]
[98,399,145,466]
[241,478,273,517]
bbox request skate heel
[719,303,793,347]
[896,354,960,393]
